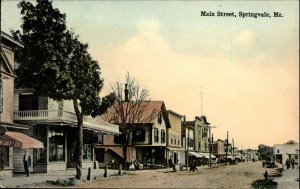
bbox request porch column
[104,148,108,165]
[64,131,67,163]
[46,125,49,164]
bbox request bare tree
[101,73,158,168]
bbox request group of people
[285,157,295,169]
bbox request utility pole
[208,125,216,168]
[232,138,234,156]
[225,131,229,164]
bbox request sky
[1,0,299,149]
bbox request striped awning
[189,151,203,158]
[0,131,43,149]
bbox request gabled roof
[100,101,170,127]
[1,51,17,78]
[1,31,23,78]
[167,110,183,118]
[1,31,24,48]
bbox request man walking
[23,150,31,177]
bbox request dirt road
[72,161,275,188]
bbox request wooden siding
[1,79,14,123]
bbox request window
[277,149,280,153]
[0,80,3,114]
[97,134,103,144]
[83,144,93,161]
[114,133,124,144]
[133,129,145,142]
[0,146,9,168]
[154,128,159,143]
[158,112,162,124]
[161,130,166,143]
[188,139,194,147]
[19,94,38,111]
[35,126,47,163]
[49,129,65,161]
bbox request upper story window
[158,112,162,124]
[133,128,145,142]
[114,133,124,144]
[19,94,38,110]
[154,128,159,143]
[161,130,166,143]
[97,134,103,144]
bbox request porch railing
[13,110,119,134]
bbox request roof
[100,101,170,126]
[167,110,183,118]
[0,131,43,149]
[1,31,24,48]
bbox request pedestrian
[23,150,31,177]
[291,157,295,169]
[285,158,290,169]
[168,158,173,168]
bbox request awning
[189,151,203,158]
[166,147,186,151]
[198,152,216,159]
[0,131,43,149]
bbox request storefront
[0,124,43,177]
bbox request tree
[258,144,274,161]
[13,0,114,180]
[101,73,158,169]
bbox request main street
[1,161,298,188]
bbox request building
[1,31,43,177]
[98,99,171,168]
[166,110,185,169]
[211,139,225,160]
[273,140,299,167]
[13,91,119,172]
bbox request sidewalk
[274,166,299,189]
[0,168,121,188]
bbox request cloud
[234,30,255,48]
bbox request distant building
[273,140,299,167]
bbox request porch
[13,110,119,134]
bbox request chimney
[124,83,129,102]
[212,134,214,143]
[183,115,186,122]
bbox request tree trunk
[73,99,83,180]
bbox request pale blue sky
[2,0,299,148]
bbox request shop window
[35,126,47,163]
[0,146,9,168]
[49,129,64,161]
[83,144,93,161]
